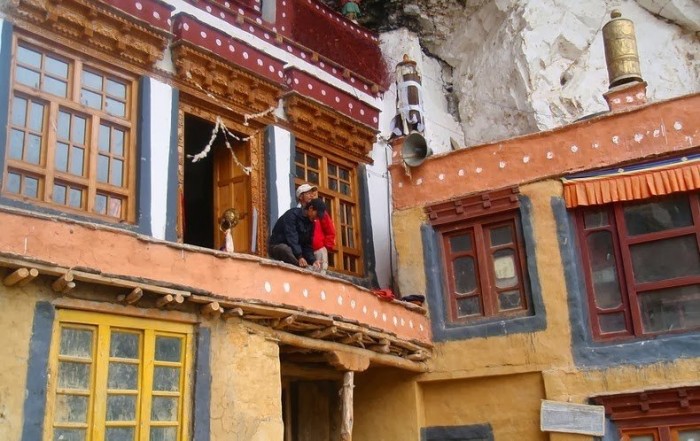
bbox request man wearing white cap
[296,183,336,274]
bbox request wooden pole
[340,371,354,441]
[18,268,39,287]
[155,294,174,308]
[3,268,29,287]
[200,301,222,319]
[117,288,143,305]
[52,272,74,293]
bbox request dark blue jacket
[268,207,315,263]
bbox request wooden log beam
[340,371,354,441]
[340,332,365,345]
[406,350,430,362]
[273,315,297,330]
[52,272,74,293]
[223,307,244,319]
[155,294,174,308]
[117,288,143,305]
[18,268,39,287]
[4,267,30,287]
[326,351,370,372]
[308,326,337,339]
[200,301,222,319]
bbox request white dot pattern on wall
[546,151,554,159]
[293,78,299,84]
[228,45,235,52]
[321,290,326,300]
[303,289,309,298]
[499,161,506,169]
[350,300,356,309]
[393,316,397,325]
[200,31,207,38]
[301,53,307,59]
[283,282,290,293]
[254,5,260,11]
[409,320,414,329]
[135,2,143,10]
[226,1,231,6]
[183,22,189,30]
[238,8,244,14]
[220,12,226,18]
[382,313,387,322]
[625,96,634,103]
[257,59,263,66]
[206,5,212,12]
[249,26,255,33]
[256,18,262,24]
[308,84,313,90]
[287,45,293,52]
[264,33,270,39]
[153,11,160,19]
[398,182,403,188]
[476,167,482,173]
[373,310,378,318]
[458,169,465,176]
[281,26,286,31]
[653,130,660,138]
[215,39,222,46]
[332,68,337,74]
[415,178,423,185]
[674,122,683,130]
[335,96,340,103]
[400,318,405,326]
[264,282,272,293]
[419,324,424,331]
[570,145,578,152]
[243,52,249,59]
[269,65,275,73]
[438,173,445,180]
[337,296,343,305]
[373,117,378,123]
[522,156,530,163]
[592,143,599,148]
[278,71,283,78]
[362,306,367,314]
[634,133,644,143]
[167,18,171,25]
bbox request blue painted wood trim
[264,125,279,238]
[421,423,494,441]
[165,88,179,242]
[423,196,547,341]
[0,22,12,187]
[21,302,55,441]
[553,197,700,368]
[136,76,152,236]
[193,327,211,441]
[358,165,378,287]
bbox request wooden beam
[308,326,337,339]
[340,371,354,441]
[223,307,244,319]
[52,272,74,293]
[406,350,430,362]
[326,351,370,372]
[18,268,39,287]
[200,301,222,319]
[340,332,365,345]
[273,315,297,330]
[155,294,174,308]
[4,267,30,287]
[117,288,143,305]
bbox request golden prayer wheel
[603,10,643,88]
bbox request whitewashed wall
[148,78,174,240]
[270,126,293,218]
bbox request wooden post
[340,371,354,441]
[18,268,39,287]
[155,294,174,308]
[200,301,222,319]
[117,288,143,305]
[3,268,30,287]
[52,272,74,293]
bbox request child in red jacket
[296,184,336,274]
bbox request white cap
[296,183,317,199]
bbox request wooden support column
[340,371,354,441]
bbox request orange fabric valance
[563,160,700,208]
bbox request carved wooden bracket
[7,0,172,68]
[171,42,285,115]
[284,93,377,164]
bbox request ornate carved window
[3,35,138,221]
[295,147,362,275]
[428,187,532,324]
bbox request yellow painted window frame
[294,146,363,276]
[3,33,138,222]
[43,309,194,441]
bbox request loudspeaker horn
[401,132,431,167]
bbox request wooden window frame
[3,33,138,222]
[44,309,193,441]
[575,192,700,341]
[438,210,531,324]
[294,145,363,276]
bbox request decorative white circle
[320,62,325,68]
[303,289,309,298]
[362,305,367,314]
[393,316,397,325]
[257,59,263,66]
[398,182,403,188]
[206,5,212,12]
[135,2,143,11]
[522,155,530,163]
[400,318,405,326]
[249,26,255,33]
[373,117,378,123]
[476,167,483,173]
[458,169,465,176]
[673,122,683,130]
[167,18,172,25]
[438,173,445,180]
[499,161,506,169]
[264,282,271,293]
[592,142,600,148]
[153,11,160,19]
[337,296,343,305]
[321,89,327,96]
[350,300,356,309]
[301,53,306,59]
[335,96,340,103]
[348,103,353,109]
[215,39,222,46]
[612,136,620,144]
[360,109,365,115]
[320,290,326,300]
[228,44,235,52]
[382,313,387,322]
[409,320,414,329]
[264,33,270,39]
[332,68,337,74]
[419,324,424,331]
[278,71,283,78]
[282,12,287,18]
[243,51,249,59]
[269,65,275,72]
[308,84,313,90]
[416,178,423,185]
[225,1,230,6]
[570,145,579,152]
[293,78,299,85]
[287,45,293,52]
[200,31,207,38]
[546,151,554,159]
[283,282,290,293]
[183,22,189,31]
[220,12,226,18]
[238,8,244,14]
[256,18,262,24]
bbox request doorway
[183,114,251,252]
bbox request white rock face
[380,0,700,149]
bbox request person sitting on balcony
[296,184,336,275]
[268,198,326,270]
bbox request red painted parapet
[0,209,432,344]
[172,13,286,85]
[105,0,175,32]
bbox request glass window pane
[110,332,139,359]
[17,46,42,67]
[80,89,102,109]
[45,56,68,78]
[9,129,24,159]
[53,184,67,204]
[307,155,319,169]
[449,234,472,253]
[108,198,122,218]
[7,172,21,193]
[151,396,178,421]
[53,428,86,441]
[95,194,107,215]
[493,249,518,288]
[624,195,692,235]
[329,179,338,192]
[155,336,182,362]
[26,134,41,164]
[295,165,305,179]
[598,312,627,334]
[108,362,138,390]
[69,147,84,176]
[44,77,67,97]
[339,168,350,180]
[629,436,654,441]
[586,230,623,309]
[29,101,44,132]
[113,129,124,156]
[453,256,477,294]
[55,394,88,423]
[456,296,481,317]
[59,328,93,358]
[24,176,39,198]
[639,284,700,334]
[68,188,82,208]
[82,70,103,89]
[16,66,40,88]
[98,155,109,183]
[72,116,86,145]
[678,429,700,441]
[106,79,126,98]
[99,125,110,152]
[498,290,523,311]
[111,159,123,186]
[308,171,319,184]
[340,182,351,196]
[57,111,71,140]
[153,367,180,392]
[583,208,609,229]
[631,235,700,283]
[106,394,137,421]
[55,142,69,172]
[105,427,134,441]
[328,164,337,176]
[11,96,27,126]
[490,225,513,247]
[57,361,91,389]
[150,427,177,441]
[106,98,126,118]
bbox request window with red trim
[429,187,531,324]
[576,192,700,340]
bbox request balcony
[0,206,432,370]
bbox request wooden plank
[340,372,354,441]
[540,400,605,436]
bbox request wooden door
[213,142,251,252]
